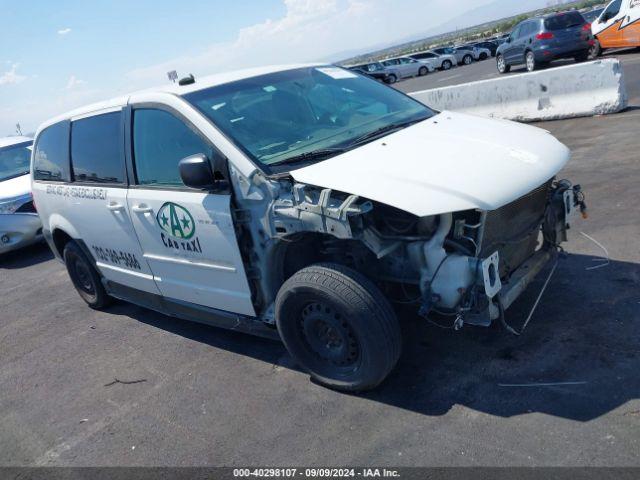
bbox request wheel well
[52,229,73,257]
[266,233,376,306]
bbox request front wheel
[63,241,112,309]
[462,54,473,65]
[480,52,488,60]
[442,60,452,70]
[385,74,397,84]
[525,51,538,72]
[418,66,428,76]
[497,54,510,74]
[275,263,402,392]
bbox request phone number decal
[91,245,141,270]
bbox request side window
[602,0,622,20]
[133,109,210,187]
[71,112,125,184]
[511,25,522,40]
[33,122,70,182]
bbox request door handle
[107,201,124,211]
[132,204,153,214]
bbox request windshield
[184,67,434,172]
[0,141,32,182]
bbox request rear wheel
[275,263,402,392]
[588,40,602,59]
[442,60,452,70]
[479,52,488,60]
[525,51,538,72]
[386,74,397,84]
[64,241,112,309]
[497,54,510,74]
[418,66,428,76]
[462,54,473,65]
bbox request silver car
[381,56,435,79]
[432,47,475,66]
[410,51,457,70]
[0,136,42,254]
[459,45,492,61]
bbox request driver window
[133,109,211,187]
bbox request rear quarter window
[33,122,71,182]
[544,12,585,30]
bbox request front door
[503,26,521,63]
[125,106,255,316]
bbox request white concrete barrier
[409,59,628,122]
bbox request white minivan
[1,136,42,254]
[32,65,585,391]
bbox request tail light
[536,32,554,40]
[583,23,592,31]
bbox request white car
[32,64,585,391]
[0,136,42,254]
[410,51,457,70]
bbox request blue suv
[496,11,594,73]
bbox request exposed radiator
[480,179,552,278]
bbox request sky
[1,0,546,135]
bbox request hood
[290,111,569,217]
[0,173,31,201]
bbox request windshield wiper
[346,116,429,147]
[271,148,347,167]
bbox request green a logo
[156,202,195,239]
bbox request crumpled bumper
[0,213,43,254]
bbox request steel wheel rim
[73,257,95,293]
[299,302,359,368]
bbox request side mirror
[179,153,215,190]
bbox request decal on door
[156,202,203,254]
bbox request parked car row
[346,41,499,84]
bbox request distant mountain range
[327,0,573,63]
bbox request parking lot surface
[1,57,640,468]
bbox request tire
[442,60,452,70]
[525,51,538,72]
[480,52,488,60]
[462,54,473,65]
[575,52,589,62]
[589,40,602,59]
[63,241,112,309]
[418,66,428,76]
[386,74,397,84]
[275,263,402,392]
[497,54,510,74]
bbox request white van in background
[592,0,640,55]
[0,136,42,254]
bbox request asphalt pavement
[1,52,639,467]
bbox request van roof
[38,63,320,132]
[0,136,33,149]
